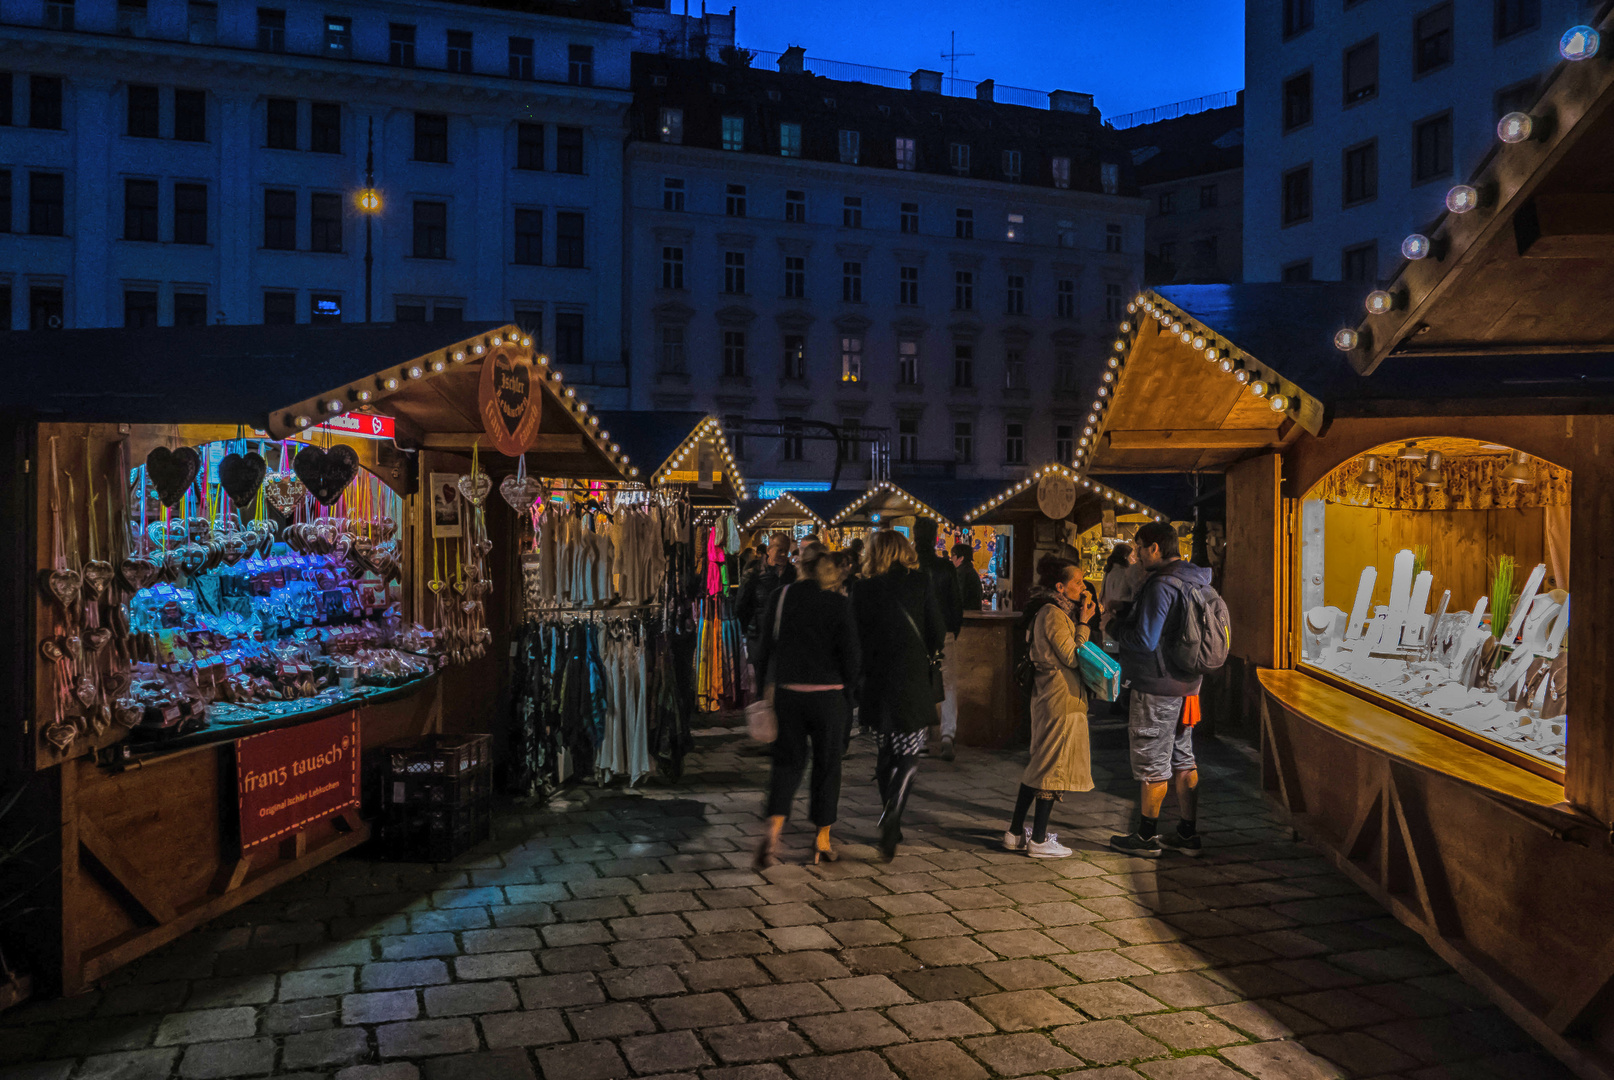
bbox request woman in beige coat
[1003,557,1096,858]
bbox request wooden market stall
[0,322,628,1001]
[739,490,852,539]
[594,411,749,509]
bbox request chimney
[1049,90,1093,114]
[910,68,942,94]
[975,79,994,103]
[777,45,805,75]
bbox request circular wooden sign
[1037,474,1077,520]
[477,346,542,456]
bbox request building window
[555,312,583,366]
[954,421,973,463]
[45,0,73,30]
[514,209,543,265]
[723,330,746,377]
[1495,78,1537,120]
[898,417,918,463]
[173,292,207,326]
[1004,351,1025,390]
[127,85,159,138]
[1105,223,1123,253]
[265,98,296,149]
[395,303,426,322]
[29,173,64,236]
[175,89,206,141]
[1004,423,1025,464]
[556,127,583,173]
[509,36,533,80]
[784,256,804,299]
[31,286,64,329]
[1158,191,1174,216]
[783,189,807,223]
[782,334,805,379]
[840,336,862,382]
[838,419,861,462]
[310,102,339,154]
[555,212,584,267]
[1344,37,1379,106]
[0,171,11,233]
[953,344,974,388]
[1494,0,1540,42]
[900,201,919,234]
[1005,213,1024,242]
[780,122,802,157]
[1105,282,1123,321]
[1414,113,1452,183]
[324,15,351,58]
[389,23,415,66]
[949,142,970,175]
[1414,5,1454,75]
[29,76,62,130]
[1051,156,1071,189]
[661,245,684,288]
[1101,162,1118,194]
[899,265,919,306]
[725,183,746,217]
[119,178,155,242]
[517,123,543,170]
[723,251,746,294]
[1005,275,1025,315]
[1001,149,1022,180]
[514,309,542,341]
[842,196,862,229]
[838,129,860,164]
[1281,259,1313,282]
[1282,165,1312,225]
[303,293,339,326]
[659,326,685,372]
[1283,0,1313,38]
[1343,140,1377,206]
[898,341,918,385]
[414,112,447,162]
[1056,279,1075,319]
[174,182,207,244]
[663,177,685,211]
[263,291,295,324]
[659,107,683,144]
[568,44,593,86]
[955,208,973,239]
[412,200,446,259]
[1055,424,1074,461]
[782,418,804,461]
[842,262,862,302]
[1342,242,1377,283]
[895,137,916,170]
[724,413,745,458]
[446,30,472,74]
[257,7,285,51]
[124,289,157,329]
[1200,183,1219,209]
[1283,71,1312,131]
[954,271,974,311]
[1059,349,1083,390]
[721,116,743,151]
[434,305,462,323]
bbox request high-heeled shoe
[811,841,839,865]
[753,834,779,871]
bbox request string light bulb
[1446,185,1479,213]
[379,376,400,391]
[1234,368,1250,384]
[1219,357,1234,373]
[1269,394,1291,413]
[324,399,344,414]
[406,365,423,379]
[1204,347,1220,361]
[1250,380,1270,398]
[1192,335,1206,350]
[1401,234,1432,260]
[1334,328,1360,351]
[294,415,312,429]
[430,359,447,373]
[1497,112,1534,143]
[1365,290,1395,315]
[1560,24,1600,61]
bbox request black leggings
[766,689,848,825]
[1010,784,1055,843]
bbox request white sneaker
[1027,834,1073,859]
[1001,829,1029,852]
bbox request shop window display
[1298,438,1569,771]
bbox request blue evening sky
[731,1,1246,120]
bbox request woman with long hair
[1099,542,1140,638]
[1004,556,1097,858]
[753,544,860,867]
[852,529,945,859]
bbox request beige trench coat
[1023,603,1094,794]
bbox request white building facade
[1244,0,1588,284]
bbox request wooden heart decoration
[477,346,543,456]
[457,472,492,507]
[41,567,82,611]
[264,471,306,513]
[119,556,159,592]
[82,560,115,600]
[500,474,545,514]
[219,451,268,509]
[146,446,201,508]
[294,445,360,506]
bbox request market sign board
[236,711,360,852]
[478,345,543,456]
[1037,473,1077,521]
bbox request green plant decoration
[1412,545,1429,579]
[1489,555,1517,641]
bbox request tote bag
[745,585,790,743]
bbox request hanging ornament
[500,454,544,514]
[219,450,268,508]
[293,444,360,506]
[145,446,201,508]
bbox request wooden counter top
[1259,668,1567,810]
[964,611,1020,622]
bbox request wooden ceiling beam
[1107,428,1284,450]
[421,433,584,453]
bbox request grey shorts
[1128,692,1196,783]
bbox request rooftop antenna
[941,30,974,96]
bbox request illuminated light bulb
[1127,302,1138,314]
[1083,426,1093,436]
[1108,356,1121,369]
[1269,394,1291,412]
[1114,340,1126,351]
[630,467,639,477]
[551,370,563,381]
[1365,289,1395,315]
[294,415,312,429]
[1171,321,1183,333]
[577,402,588,413]
[521,336,532,347]
[590,416,600,426]
[1497,112,1534,143]
[1079,436,1089,447]
[472,344,485,355]
[1204,348,1220,361]
[1445,185,1479,213]
[353,388,373,402]
[1180,330,1193,344]
[1235,368,1250,384]
[1560,24,1600,61]
[325,399,344,413]
[380,377,399,391]
[1120,321,1132,332]
[1334,328,1360,351]
[611,443,621,453]
[1192,335,1206,350]
[1250,380,1270,398]
[1135,294,1146,305]
[1102,371,1115,383]
[1219,357,1234,373]
[406,365,423,379]
[1401,233,1431,260]
[565,388,575,397]
[537,354,549,365]
[431,359,447,373]
[1098,386,1108,397]
[491,336,502,346]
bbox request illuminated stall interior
[740,490,848,544]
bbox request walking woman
[853,529,945,859]
[1005,557,1097,858]
[754,544,861,868]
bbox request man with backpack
[1107,521,1229,857]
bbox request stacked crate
[378,733,492,862]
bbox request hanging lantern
[1357,455,1383,489]
[1500,449,1533,485]
[1416,450,1446,488]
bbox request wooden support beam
[77,813,178,925]
[421,433,584,453]
[1515,194,1614,258]
[1260,698,1307,815]
[280,831,308,861]
[1387,765,1464,938]
[1107,428,1284,450]
[212,858,252,896]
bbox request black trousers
[766,689,848,825]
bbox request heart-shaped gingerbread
[74,677,98,709]
[294,445,360,506]
[119,556,159,592]
[221,534,250,565]
[114,700,144,729]
[264,471,307,513]
[457,472,492,507]
[500,474,545,514]
[219,451,268,509]
[43,720,77,752]
[82,560,115,600]
[146,446,201,508]
[40,638,67,663]
[85,627,113,654]
[41,567,82,611]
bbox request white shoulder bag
[745,585,790,743]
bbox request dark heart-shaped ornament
[146,446,201,508]
[40,638,67,663]
[500,474,545,514]
[114,700,144,729]
[219,451,268,509]
[82,560,115,600]
[41,568,82,611]
[264,472,306,513]
[74,677,98,709]
[43,720,77,752]
[294,445,360,506]
[120,556,159,592]
[86,627,113,654]
[221,534,250,565]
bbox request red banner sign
[236,711,361,851]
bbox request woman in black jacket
[753,544,861,868]
[852,529,946,859]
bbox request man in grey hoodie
[1107,521,1207,857]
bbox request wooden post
[1565,417,1614,825]
[1222,454,1283,735]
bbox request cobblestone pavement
[0,723,1575,1080]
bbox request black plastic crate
[379,802,490,863]
[384,733,491,778]
[377,733,493,862]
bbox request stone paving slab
[0,725,1574,1079]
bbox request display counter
[953,611,1023,749]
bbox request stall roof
[593,411,748,503]
[963,463,1188,527]
[825,479,1007,531]
[741,490,854,531]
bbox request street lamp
[355,117,382,322]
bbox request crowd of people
[738,519,1215,867]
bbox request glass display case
[1297,438,1570,771]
